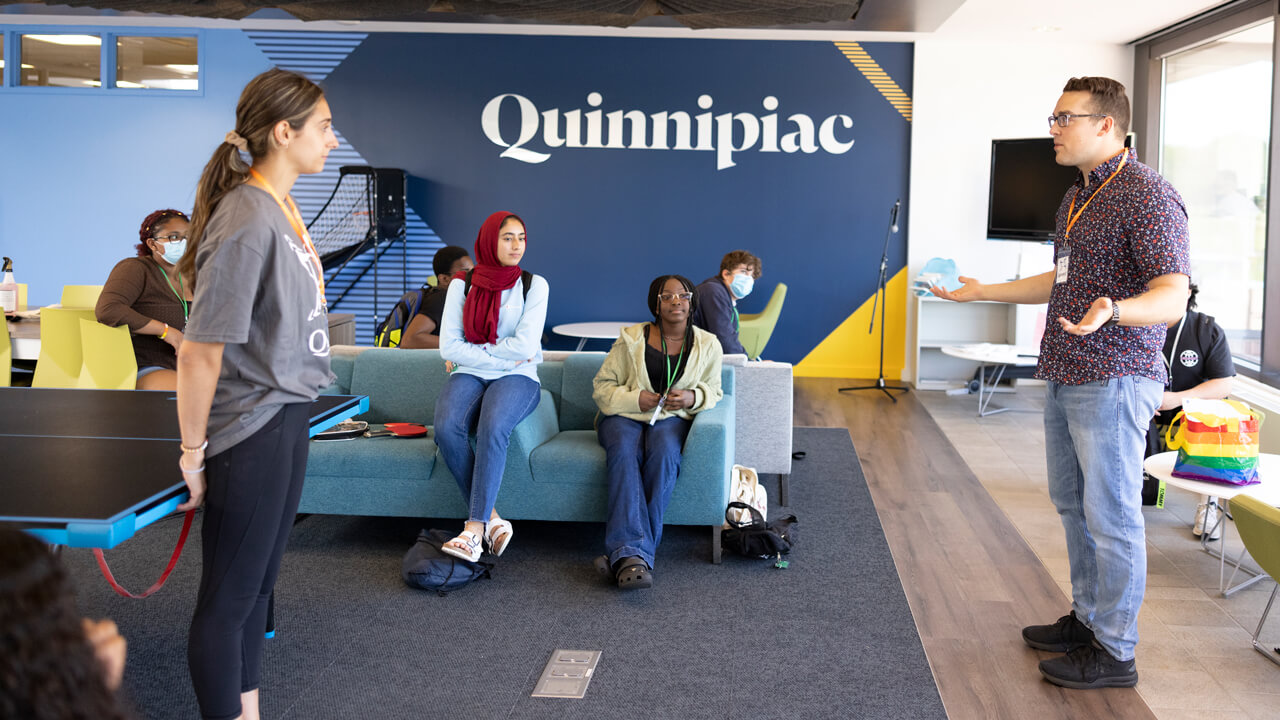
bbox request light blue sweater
[439,273,548,382]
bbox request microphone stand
[839,200,910,403]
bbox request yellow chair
[0,313,11,387]
[32,307,95,388]
[61,284,104,308]
[737,282,787,360]
[17,283,27,311]
[78,318,137,390]
[1230,494,1280,667]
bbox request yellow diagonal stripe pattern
[833,41,912,122]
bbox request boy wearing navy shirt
[691,250,762,356]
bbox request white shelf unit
[913,295,1031,390]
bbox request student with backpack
[377,245,473,349]
[434,211,547,562]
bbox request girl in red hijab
[435,212,549,562]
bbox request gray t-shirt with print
[184,184,335,456]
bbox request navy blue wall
[0,28,910,362]
[324,34,911,360]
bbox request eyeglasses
[1047,112,1108,128]
[658,292,693,303]
[152,233,188,244]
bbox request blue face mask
[160,239,187,265]
[729,273,754,299]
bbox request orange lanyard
[249,168,326,302]
[1064,150,1129,243]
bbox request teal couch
[301,347,736,562]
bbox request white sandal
[485,519,514,557]
[440,529,483,562]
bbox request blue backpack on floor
[401,529,493,595]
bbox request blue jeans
[1044,376,1162,661]
[598,414,692,569]
[433,373,540,523]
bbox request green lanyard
[732,306,740,332]
[660,329,687,396]
[158,265,189,322]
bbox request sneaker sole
[1039,667,1138,689]
[1021,633,1092,653]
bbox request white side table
[939,343,1039,416]
[1144,451,1280,595]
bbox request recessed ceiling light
[1032,25,1063,33]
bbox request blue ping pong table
[0,387,368,549]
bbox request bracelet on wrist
[178,458,205,474]
[160,323,169,340]
[181,439,208,454]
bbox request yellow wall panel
[794,269,908,379]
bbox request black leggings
[187,403,310,720]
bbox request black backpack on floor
[401,528,494,595]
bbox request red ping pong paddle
[365,423,428,438]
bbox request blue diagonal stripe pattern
[244,30,446,343]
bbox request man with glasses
[933,77,1190,689]
[691,249,762,356]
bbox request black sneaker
[1022,612,1095,652]
[1038,641,1137,689]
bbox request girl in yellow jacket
[592,274,723,589]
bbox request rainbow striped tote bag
[1164,398,1263,486]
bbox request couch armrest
[508,388,560,456]
[680,392,736,500]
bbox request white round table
[552,321,635,351]
[1144,450,1280,594]
[939,343,1039,416]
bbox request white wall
[904,36,1133,379]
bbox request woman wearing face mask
[96,209,195,391]
[435,211,548,563]
[592,275,723,589]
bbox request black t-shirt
[643,324,689,395]
[413,287,448,335]
[1155,310,1235,425]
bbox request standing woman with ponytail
[591,275,723,590]
[435,211,548,563]
[174,68,337,720]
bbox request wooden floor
[794,378,1157,719]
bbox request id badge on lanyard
[1055,243,1071,285]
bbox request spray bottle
[0,257,16,313]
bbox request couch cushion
[349,348,448,424]
[529,430,607,486]
[560,353,606,432]
[306,435,437,481]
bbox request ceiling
[0,0,1233,41]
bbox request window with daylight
[1159,21,1273,365]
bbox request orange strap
[249,168,326,302]
[1064,150,1129,242]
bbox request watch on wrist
[1103,299,1121,328]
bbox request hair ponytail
[180,68,325,284]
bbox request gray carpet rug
[61,427,945,719]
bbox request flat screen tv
[986,137,1080,242]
